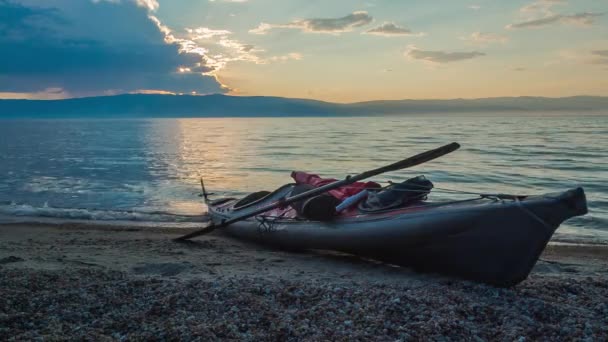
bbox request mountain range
[1,94,607,118]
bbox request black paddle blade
[387,142,459,172]
[358,142,460,178]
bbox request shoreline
[2,215,608,245]
[1,223,607,339]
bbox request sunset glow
[1,0,606,102]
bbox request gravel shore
[1,223,607,340]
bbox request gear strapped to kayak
[359,175,434,212]
[289,174,435,219]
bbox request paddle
[174,142,460,241]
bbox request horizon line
[2,92,608,105]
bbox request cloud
[249,11,373,35]
[0,87,70,100]
[519,0,564,15]
[593,50,608,58]
[460,32,508,44]
[186,27,232,39]
[469,5,481,10]
[209,0,248,2]
[0,0,226,97]
[249,23,274,35]
[182,25,302,71]
[134,0,159,11]
[404,45,485,64]
[550,49,608,66]
[506,12,604,29]
[364,22,423,37]
[173,26,263,73]
[591,50,608,65]
[508,1,603,29]
[269,53,303,62]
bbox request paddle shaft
[175,142,460,241]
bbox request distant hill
[0,94,607,118]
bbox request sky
[0,0,607,102]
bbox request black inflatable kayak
[206,184,587,287]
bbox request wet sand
[1,223,607,340]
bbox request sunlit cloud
[507,1,603,29]
[131,89,175,95]
[146,16,218,73]
[460,32,508,44]
[364,22,424,37]
[0,87,70,100]
[180,27,263,71]
[186,27,232,39]
[147,15,177,42]
[144,20,248,78]
[269,53,303,62]
[404,45,485,64]
[249,23,273,35]
[135,0,159,11]
[469,5,481,10]
[506,12,604,29]
[249,11,373,35]
[173,25,302,75]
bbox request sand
[1,222,607,340]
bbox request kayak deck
[210,183,496,223]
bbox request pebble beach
[1,223,607,340]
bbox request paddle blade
[356,142,460,180]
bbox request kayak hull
[208,186,587,287]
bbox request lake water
[0,114,606,242]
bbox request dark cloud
[0,0,66,40]
[506,12,604,29]
[593,50,608,58]
[591,50,608,65]
[0,0,226,97]
[405,46,485,63]
[250,11,373,34]
[304,11,372,32]
[364,22,420,36]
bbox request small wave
[0,203,205,223]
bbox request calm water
[0,114,606,242]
